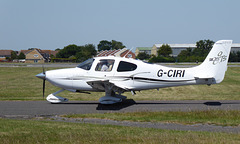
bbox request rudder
[195,40,232,84]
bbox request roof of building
[231,43,240,47]
[25,49,58,57]
[96,48,135,58]
[97,49,123,57]
[41,50,58,56]
[0,50,13,56]
[154,44,196,48]
[19,50,31,55]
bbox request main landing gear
[98,83,127,104]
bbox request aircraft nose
[36,72,46,80]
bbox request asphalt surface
[1,100,240,116]
[1,100,240,133]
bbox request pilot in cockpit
[101,61,108,71]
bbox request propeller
[42,66,46,99]
[36,66,46,99]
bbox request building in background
[0,50,13,61]
[231,43,240,52]
[25,49,58,63]
[135,47,152,56]
[152,44,196,57]
[136,43,240,57]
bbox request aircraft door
[114,60,137,86]
[94,59,116,77]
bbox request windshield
[77,58,95,70]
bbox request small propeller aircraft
[36,40,232,104]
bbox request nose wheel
[46,89,68,103]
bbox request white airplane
[36,40,232,104]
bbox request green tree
[84,44,97,56]
[149,55,175,63]
[55,48,61,51]
[56,44,97,62]
[97,40,125,51]
[56,44,80,58]
[98,40,112,51]
[18,52,25,59]
[194,39,214,57]
[76,44,97,62]
[11,51,17,60]
[157,44,172,57]
[136,52,151,60]
[111,40,125,50]
[177,48,192,61]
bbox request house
[25,49,58,63]
[25,49,45,63]
[41,50,58,57]
[97,48,136,59]
[19,50,31,56]
[0,50,13,61]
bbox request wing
[86,80,130,94]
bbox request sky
[0,0,239,51]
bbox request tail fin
[195,40,232,84]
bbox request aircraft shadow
[52,100,240,111]
[96,100,240,110]
[96,99,136,110]
[97,100,240,110]
[53,99,137,110]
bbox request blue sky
[0,0,239,51]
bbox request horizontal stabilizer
[194,77,215,86]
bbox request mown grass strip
[0,118,239,144]
[0,67,239,101]
[64,110,240,126]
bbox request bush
[149,56,175,63]
[177,56,205,62]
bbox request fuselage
[36,40,232,104]
[45,56,199,92]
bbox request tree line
[137,39,240,63]
[7,39,240,63]
[54,40,125,62]
[10,51,25,60]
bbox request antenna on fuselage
[123,47,134,58]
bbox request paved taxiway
[1,100,240,133]
[0,100,240,116]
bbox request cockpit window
[117,61,137,72]
[95,59,115,72]
[77,58,94,70]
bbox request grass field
[0,118,239,144]
[0,66,239,101]
[64,110,240,126]
[0,66,240,143]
